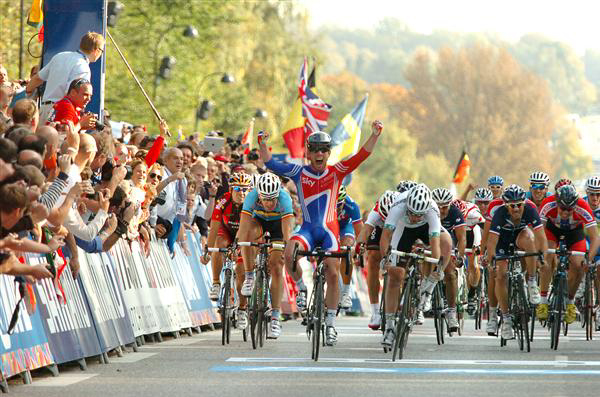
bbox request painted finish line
[212,366,600,375]
[226,357,600,367]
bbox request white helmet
[407,184,432,215]
[431,188,453,205]
[529,171,550,186]
[474,187,493,202]
[256,172,281,199]
[586,176,600,193]
[378,190,401,218]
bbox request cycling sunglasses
[307,144,331,153]
[149,172,162,181]
[506,201,524,209]
[407,210,424,218]
[232,186,250,193]
[530,183,547,190]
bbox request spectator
[4,125,32,145]
[0,85,12,132]
[53,78,97,132]
[17,149,43,169]
[0,137,18,163]
[18,134,47,158]
[36,125,60,176]
[155,148,185,239]
[11,99,39,132]
[27,31,105,124]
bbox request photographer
[52,78,99,133]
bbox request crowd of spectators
[0,31,304,284]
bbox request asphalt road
[7,315,600,397]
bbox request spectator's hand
[77,200,87,215]
[57,154,73,174]
[24,275,37,284]
[257,130,269,145]
[0,233,21,249]
[64,120,79,149]
[208,181,219,197]
[67,182,84,200]
[98,189,111,212]
[69,256,80,278]
[123,202,136,223]
[80,112,97,131]
[158,119,169,137]
[104,214,118,235]
[29,264,53,280]
[169,172,185,183]
[200,251,210,265]
[155,224,167,238]
[30,202,49,223]
[47,235,65,252]
[0,158,14,182]
[111,165,127,184]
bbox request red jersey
[53,97,81,125]
[485,198,537,221]
[212,192,243,237]
[539,195,596,230]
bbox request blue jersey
[338,196,361,228]
[242,188,293,221]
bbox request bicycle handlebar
[237,241,285,250]
[390,249,438,264]
[546,248,586,257]
[493,251,544,262]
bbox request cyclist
[431,188,466,332]
[201,172,253,329]
[356,189,404,329]
[474,187,494,216]
[584,176,600,330]
[537,184,600,324]
[258,120,383,346]
[337,185,363,310]
[486,184,547,340]
[526,171,551,210]
[379,184,453,347]
[452,198,485,315]
[237,172,295,339]
[488,175,504,199]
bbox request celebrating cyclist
[486,185,547,340]
[258,120,383,346]
[537,184,600,324]
[379,184,453,347]
[237,172,295,339]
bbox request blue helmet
[488,175,504,186]
[502,184,526,202]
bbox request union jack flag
[298,58,332,133]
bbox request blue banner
[43,0,106,117]
[0,275,54,378]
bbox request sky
[298,0,600,54]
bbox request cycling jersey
[539,195,596,230]
[264,148,371,251]
[525,190,552,210]
[338,195,361,238]
[454,200,484,230]
[489,204,543,255]
[242,188,294,221]
[441,204,466,232]
[212,192,243,241]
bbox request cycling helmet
[431,188,453,205]
[337,185,347,207]
[256,172,281,199]
[554,178,573,192]
[378,190,400,218]
[487,175,504,186]
[586,176,600,193]
[529,171,550,186]
[395,181,405,192]
[306,131,332,151]
[474,187,493,202]
[407,184,432,215]
[398,180,417,193]
[556,184,579,209]
[502,184,526,202]
[229,172,253,187]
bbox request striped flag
[329,95,368,163]
[298,57,332,135]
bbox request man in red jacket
[52,78,97,132]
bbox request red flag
[452,150,471,184]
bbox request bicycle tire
[551,277,564,350]
[529,304,536,342]
[380,272,388,335]
[312,273,324,361]
[519,283,531,352]
[221,270,232,346]
[392,277,414,361]
[585,272,593,340]
[433,284,445,345]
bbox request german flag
[452,150,470,184]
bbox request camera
[124,165,133,180]
[247,151,259,161]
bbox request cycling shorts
[545,222,587,252]
[291,221,339,252]
[367,226,383,251]
[339,221,355,240]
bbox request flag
[27,0,44,28]
[241,118,255,154]
[283,59,323,158]
[329,94,369,163]
[299,58,332,134]
[452,150,471,184]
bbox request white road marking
[108,352,157,363]
[555,355,569,367]
[30,373,98,387]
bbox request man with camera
[53,78,100,133]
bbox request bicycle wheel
[586,272,594,341]
[221,270,232,346]
[433,284,445,345]
[516,281,530,352]
[312,274,324,361]
[392,279,413,361]
[550,278,564,350]
[529,304,536,342]
[380,271,388,335]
